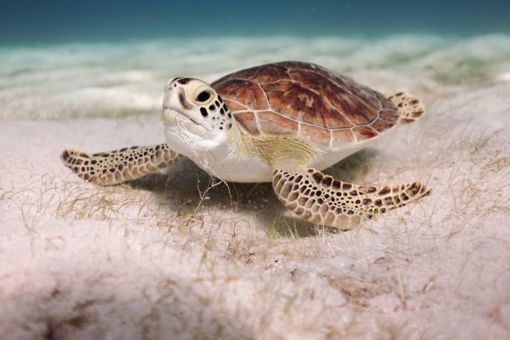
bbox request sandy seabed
[1,35,510,339]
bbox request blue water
[1,0,509,44]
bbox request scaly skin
[272,168,430,229]
[61,144,180,186]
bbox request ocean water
[0,1,509,120]
[1,0,510,43]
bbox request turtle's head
[162,77,233,140]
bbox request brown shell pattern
[212,61,399,146]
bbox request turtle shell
[212,61,399,146]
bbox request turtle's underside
[61,61,429,229]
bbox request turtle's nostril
[167,77,180,89]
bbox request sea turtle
[61,61,430,229]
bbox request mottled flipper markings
[387,92,425,124]
[61,144,181,186]
[272,168,430,229]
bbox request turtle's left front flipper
[272,168,430,229]
[61,144,181,186]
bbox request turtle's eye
[196,91,211,102]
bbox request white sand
[1,35,509,339]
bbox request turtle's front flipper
[272,168,430,229]
[61,144,180,186]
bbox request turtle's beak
[162,107,201,128]
[162,81,193,114]
[161,107,176,125]
[162,81,181,125]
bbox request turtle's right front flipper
[272,168,430,229]
[61,144,181,186]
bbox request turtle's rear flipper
[387,92,426,124]
[61,144,180,186]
